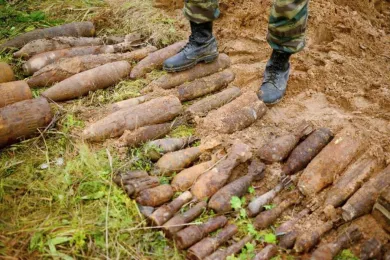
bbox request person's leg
[163,0,220,72]
[259,0,309,104]
[183,0,220,24]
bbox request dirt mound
[156,0,390,257]
[206,0,390,159]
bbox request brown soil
[157,0,390,256]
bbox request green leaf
[47,240,57,255]
[24,25,35,32]
[30,11,45,21]
[50,236,71,245]
[80,191,105,200]
[93,232,105,249]
[159,176,170,185]
[335,249,359,260]
[239,208,247,219]
[29,232,44,252]
[264,233,277,244]
[263,204,276,210]
[245,242,255,253]
[56,253,74,260]
[248,186,255,194]
[230,196,242,211]
[247,224,257,236]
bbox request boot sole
[259,97,283,106]
[257,91,284,105]
[163,53,219,73]
[267,98,283,105]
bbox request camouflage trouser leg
[183,0,220,24]
[183,0,308,53]
[268,0,310,54]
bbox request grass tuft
[0,0,187,258]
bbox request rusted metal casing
[0,98,53,148]
[372,188,390,233]
[0,81,33,108]
[0,62,15,83]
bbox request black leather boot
[258,50,291,104]
[163,21,219,72]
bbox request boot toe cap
[258,83,286,104]
[163,52,194,72]
[163,55,178,69]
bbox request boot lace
[182,34,198,52]
[264,60,285,90]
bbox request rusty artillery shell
[42,61,131,102]
[136,184,174,207]
[186,86,241,119]
[282,128,333,175]
[107,95,150,113]
[0,98,53,148]
[247,183,283,218]
[254,191,300,230]
[113,170,159,198]
[360,238,383,260]
[148,191,193,226]
[83,96,182,142]
[205,235,253,260]
[311,225,361,260]
[276,208,310,236]
[384,243,390,260]
[138,204,155,218]
[247,174,299,218]
[325,155,382,208]
[202,91,267,134]
[372,188,390,233]
[298,127,364,196]
[171,160,215,192]
[253,245,278,260]
[153,140,219,176]
[258,121,314,163]
[123,177,160,198]
[192,141,252,200]
[294,220,334,253]
[208,161,266,213]
[162,201,207,238]
[117,122,175,147]
[174,216,227,250]
[177,69,235,102]
[0,62,15,83]
[118,117,186,148]
[1,22,95,50]
[187,224,238,260]
[279,230,299,249]
[113,170,149,186]
[147,136,198,161]
[0,81,33,108]
[342,164,390,222]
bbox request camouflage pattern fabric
[268,0,310,53]
[183,0,309,54]
[183,0,220,24]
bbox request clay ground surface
[155,0,390,257]
[0,0,389,258]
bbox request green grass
[0,123,188,258]
[0,0,62,41]
[335,250,359,260]
[0,0,188,258]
